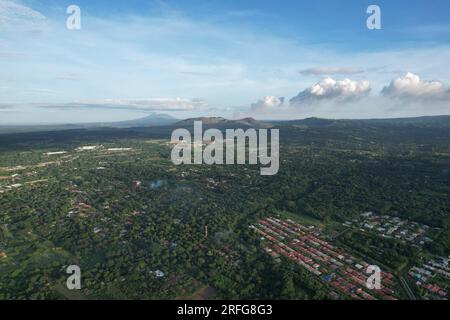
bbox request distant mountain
[1,114,450,135]
[175,117,228,126]
[275,115,450,128]
[354,115,450,127]
[175,117,272,128]
[1,115,450,149]
[273,117,336,126]
[104,113,178,127]
[235,117,271,127]
[0,113,178,134]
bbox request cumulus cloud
[251,96,285,113]
[0,0,47,32]
[290,77,371,105]
[40,98,208,111]
[381,72,450,101]
[299,67,364,76]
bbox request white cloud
[299,67,364,76]
[251,96,284,113]
[381,72,450,100]
[290,77,371,105]
[0,0,47,32]
[40,98,208,111]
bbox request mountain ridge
[175,117,273,128]
[1,114,450,135]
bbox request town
[251,217,399,300]
[170,121,279,175]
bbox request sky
[0,0,450,124]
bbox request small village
[408,256,449,300]
[251,217,399,300]
[342,212,435,246]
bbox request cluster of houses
[66,186,94,220]
[343,212,434,246]
[0,149,87,194]
[0,182,23,194]
[0,159,61,194]
[251,217,399,300]
[408,256,449,300]
[0,179,49,194]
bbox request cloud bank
[381,72,450,101]
[299,67,364,76]
[0,0,47,32]
[251,96,285,113]
[40,98,208,112]
[290,77,371,106]
[246,72,450,119]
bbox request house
[154,270,165,278]
[132,181,142,188]
[76,145,99,151]
[44,151,67,156]
[361,211,373,218]
[93,227,102,234]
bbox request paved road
[400,276,417,300]
[330,227,351,240]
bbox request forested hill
[274,115,450,128]
[0,115,450,151]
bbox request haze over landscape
[0,0,449,304]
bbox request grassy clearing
[274,209,323,227]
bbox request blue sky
[0,0,450,124]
